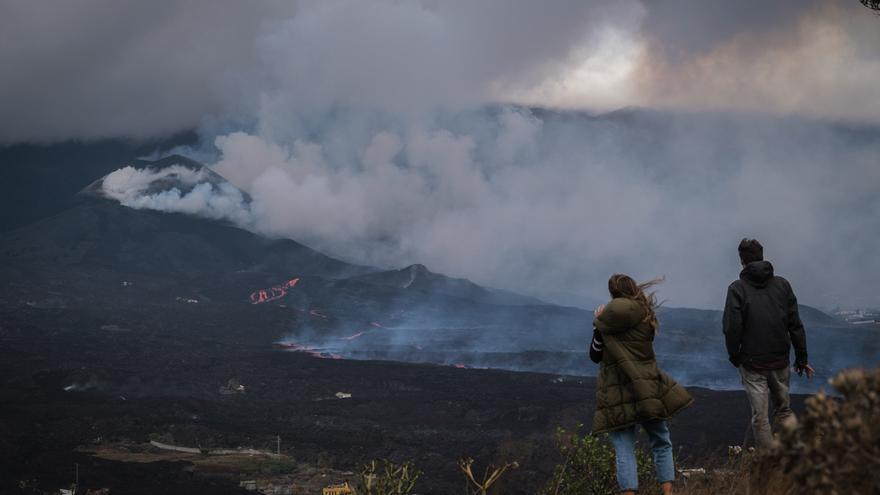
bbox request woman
[589,274,693,495]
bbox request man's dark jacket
[723,260,808,369]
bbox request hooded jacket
[591,298,693,433]
[723,260,808,369]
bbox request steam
[101,165,252,225]
[102,165,205,198]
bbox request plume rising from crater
[82,155,253,227]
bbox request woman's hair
[607,273,664,333]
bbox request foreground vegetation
[354,367,879,494]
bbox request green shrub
[540,424,658,495]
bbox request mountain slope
[346,263,543,306]
[0,198,360,280]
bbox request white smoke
[101,165,252,225]
[102,165,204,199]
[202,107,880,310]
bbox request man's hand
[594,304,605,317]
[794,363,815,379]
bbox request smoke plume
[4,0,879,309]
[101,165,252,225]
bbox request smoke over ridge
[5,1,878,309]
[101,106,880,310]
[213,109,880,311]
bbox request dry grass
[674,455,791,495]
[678,367,880,495]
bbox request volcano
[1,156,368,282]
[79,154,251,203]
[2,153,878,493]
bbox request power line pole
[276,435,280,456]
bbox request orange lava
[250,278,299,305]
[275,342,344,360]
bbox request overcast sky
[2,0,878,142]
[2,1,879,309]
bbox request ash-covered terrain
[1,154,876,493]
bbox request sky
[2,0,879,309]
[2,0,878,142]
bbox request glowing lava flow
[250,278,299,304]
[338,319,388,341]
[274,342,341,360]
[275,319,385,360]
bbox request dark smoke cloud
[0,0,629,143]
[638,0,819,62]
[633,1,880,121]
[252,0,628,113]
[4,0,878,143]
[0,0,293,143]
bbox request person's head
[738,238,764,266]
[607,273,640,299]
[607,273,664,332]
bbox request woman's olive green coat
[591,298,693,433]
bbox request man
[723,238,813,449]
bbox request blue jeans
[609,420,675,491]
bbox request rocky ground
[0,307,807,494]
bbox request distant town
[832,308,880,326]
